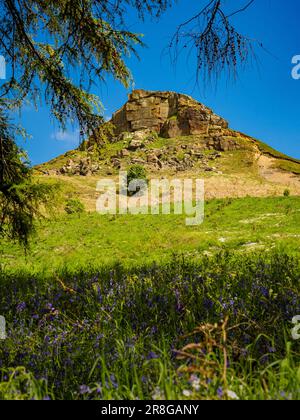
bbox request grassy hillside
[36,131,300,175]
[1,196,300,400]
[256,139,300,175]
[33,131,300,214]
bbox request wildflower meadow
[0,251,299,400]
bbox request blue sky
[8,0,300,165]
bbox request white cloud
[51,129,80,144]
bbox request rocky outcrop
[40,90,255,176]
[59,158,100,176]
[111,89,228,139]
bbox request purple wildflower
[147,351,159,360]
[110,374,118,389]
[260,287,269,298]
[79,385,92,395]
[217,387,223,398]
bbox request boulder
[120,149,130,158]
[58,157,101,176]
[205,167,217,172]
[111,158,121,169]
[117,132,133,143]
[147,154,159,164]
[148,149,163,158]
[190,147,205,158]
[130,158,146,165]
[131,129,152,141]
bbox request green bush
[126,165,147,196]
[284,189,290,197]
[64,198,85,215]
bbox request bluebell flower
[79,385,91,395]
[147,351,159,360]
[16,302,26,313]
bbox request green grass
[35,149,87,172]
[219,150,258,176]
[1,196,300,272]
[273,160,300,176]
[1,196,300,400]
[0,252,299,400]
[147,136,177,149]
[168,114,178,121]
[256,139,300,164]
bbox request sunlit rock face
[111,89,228,138]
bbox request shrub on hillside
[64,198,85,215]
[126,165,148,196]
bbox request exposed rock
[111,158,121,169]
[116,129,155,145]
[161,118,182,138]
[205,167,217,172]
[59,157,100,176]
[148,149,163,158]
[79,158,92,176]
[147,153,159,164]
[205,136,241,152]
[190,147,205,158]
[80,166,91,176]
[157,160,163,169]
[111,89,228,139]
[218,137,239,152]
[91,164,100,172]
[130,158,147,165]
[46,90,256,177]
[117,132,133,143]
[208,152,222,160]
[128,139,144,151]
[120,149,130,158]
[131,129,152,141]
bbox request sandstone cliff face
[41,90,256,176]
[111,89,228,139]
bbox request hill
[1,196,300,271]
[35,90,300,210]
